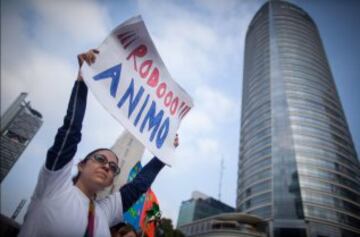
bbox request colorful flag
[123,162,145,230]
[127,162,143,183]
[123,162,161,235]
[140,189,160,237]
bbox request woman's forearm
[120,157,164,212]
[46,80,88,170]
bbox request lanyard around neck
[84,199,95,237]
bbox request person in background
[110,223,137,237]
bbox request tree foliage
[156,218,185,237]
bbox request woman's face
[79,150,119,189]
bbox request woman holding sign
[19,49,178,237]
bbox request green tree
[156,218,185,237]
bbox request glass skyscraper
[0,93,43,183]
[237,1,360,237]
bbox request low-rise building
[178,212,267,237]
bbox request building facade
[237,1,360,237]
[178,212,266,237]
[177,191,235,228]
[0,93,43,183]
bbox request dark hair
[110,223,137,236]
[72,148,119,184]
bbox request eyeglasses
[91,154,120,175]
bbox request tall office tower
[0,93,43,183]
[237,1,360,237]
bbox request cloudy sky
[1,0,359,226]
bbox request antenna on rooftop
[218,155,224,201]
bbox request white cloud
[181,109,214,134]
[195,0,239,15]
[197,138,219,155]
[137,1,221,88]
[30,0,110,43]
[1,48,75,119]
[195,86,236,122]
[179,85,237,141]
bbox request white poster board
[82,16,193,165]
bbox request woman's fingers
[76,49,99,81]
[89,53,95,64]
[78,49,100,67]
[83,53,92,65]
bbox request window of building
[3,130,28,145]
